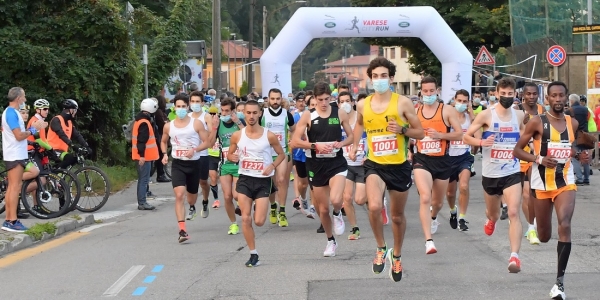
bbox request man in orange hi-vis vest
[132,99,160,211]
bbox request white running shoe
[549,283,566,299]
[323,240,337,257]
[333,212,345,236]
[306,205,317,219]
[431,219,440,234]
[425,240,437,255]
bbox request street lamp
[342,44,350,85]
[263,1,307,51]
[300,52,306,81]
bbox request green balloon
[298,80,307,89]
[329,84,335,91]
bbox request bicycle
[151,145,172,179]
[64,147,111,213]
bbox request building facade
[382,46,421,96]
[205,41,263,95]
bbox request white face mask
[340,102,352,114]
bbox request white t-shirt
[2,107,28,161]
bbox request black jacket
[567,102,589,132]
[49,110,88,148]
[134,111,157,158]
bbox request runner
[260,88,296,227]
[516,82,545,245]
[291,92,310,214]
[291,82,353,257]
[514,81,586,300]
[413,76,463,254]
[227,100,285,267]
[160,94,218,243]
[351,57,424,282]
[207,102,223,209]
[446,89,478,231]
[464,77,525,273]
[216,98,245,235]
[338,91,366,240]
[188,91,214,219]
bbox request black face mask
[353,104,356,111]
[499,96,513,109]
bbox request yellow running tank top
[364,93,409,164]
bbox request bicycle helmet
[62,99,79,109]
[34,99,50,109]
[140,98,158,113]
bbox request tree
[351,0,511,80]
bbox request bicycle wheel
[74,166,111,213]
[53,169,81,211]
[21,174,71,219]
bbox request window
[384,48,388,57]
[390,48,396,59]
[401,47,408,58]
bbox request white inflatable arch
[260,6,472,102]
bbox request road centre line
[102,265,145,297]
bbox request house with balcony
[205,41,264,95]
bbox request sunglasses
[209,113,217,116]
[40,108,49,111]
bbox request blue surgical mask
[190,103,202,113]
[422,95,437,105]
[455,103,467,113]
[489,96,496,102]
[175,108,188,119]
[220,115,231,122]
[372,79,390,94]
[236,111,245,120]
[473,97,481,105]
[545,105,551,112]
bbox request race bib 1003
[371,134,398,157]
[547,142,571,164]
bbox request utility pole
[263,6,267,52]
[588,0,593,52]
[212,0,222,97]
[248,0,254,92]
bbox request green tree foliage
[351,0,510,80]
[240,81,249,96]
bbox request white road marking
[79,222,116,233]
[93,210,133,221]
[102,265,145,297]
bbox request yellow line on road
[0,231,89,269]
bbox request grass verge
[24,222,57,241]
[97,163,137,193]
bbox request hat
[208,106,219,114]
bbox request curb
[0,214,95,257]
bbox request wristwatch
[310,143,316,150]
[400,127,407,135]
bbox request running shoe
[178,230,189,243]
[323,240,337,257]
[549,283,566,299]
[527,229,541,245]
[228,223,240,235]
[425,240,437,254]
[269,208,277,224]
[317,224,325,233]
[212,200,220,209]
[484,219,496,236]
[292,197,301,210]
[186,207,197,221]
[431,219,440,234]
[458,219,469,231]
[1,220,28,232]
[382,197,389,225]
[348,227,360,240]
[449,212,458,229]
[372,247,388,274]
[508,256,521,273]
[235,206,241,216]
[278,212,288,227]
[306,205,317,219]
[387,250,403,282]
[333,212,345,236]
[245,254,260,267]
[201,202,209,218]
[500,205,508,220]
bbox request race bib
[240,157,264,175]
[174,146,192,160]
[274,132,284,142]
[372,134,398,157]
[547,142,571,164]
[450,140,469,150]
[315,142,337,158]
[222,146,230,161]
[212,141,220,150]
[344,143,365,157]
[490,144,515,163]
[419,136,442,154]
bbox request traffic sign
[547,45,567,67]
[474,46,495,65]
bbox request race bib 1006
[547,142,571,164]
[490,144,515,163]
[371,134,398,157]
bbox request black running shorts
[449,152,474,182]
[171,159,202,194]
[346,165,365,184]
[412,153,453,181]
[208,155,220,172]
[364,160,412,192]
[236,175,277,200]
[481,173,522,196]
[293,160,307,179]
[306,156,348,188]
[198,155,209,180]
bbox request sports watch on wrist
[400,127,407,135]
[310,143,316,150]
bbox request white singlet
[448,113,471,157]
[170,118,201,161]
[481,107,520,178]
[237,127,274,178]
[342,112,366,166]
[188,112,208,156]
[262,108,289,156]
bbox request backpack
[122,120,135,142]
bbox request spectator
[153,95,171,183]
[132,99,159,210]
[567,94,590,185]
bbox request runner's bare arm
[268,131,286,169]
[227,131,241,163]
[194,119,215,152]
[399,96,425,139]
[338,109,354,148]
[352,100,365,151]
[464,109,490,146]
[161,123,170,153]
[516,110,526,135]
[440,104,463,141]
[513,116,541,162]
[290,110,312,150]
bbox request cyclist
[27,99,50,149]
[46,99,92,169]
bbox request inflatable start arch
[260,6,473,102]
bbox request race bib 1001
[547,142,571,164]
[371,134,398,157]
[490,144,515,163]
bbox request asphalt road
[0,159,599,300]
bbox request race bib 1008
[547,142,571,164]
[419,137,442,154]
[371,134,398,157]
